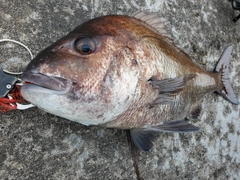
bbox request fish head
[21,15,142,126]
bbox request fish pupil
[81,44,91,53]
[75,37,96,55]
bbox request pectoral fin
[148,74,196,105]
[130,120,200,151]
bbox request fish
[21,11,239,153]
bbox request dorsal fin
[131,11,171,38]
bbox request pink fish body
[21,12,239,151]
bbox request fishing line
[0,38,33,75]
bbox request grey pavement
[0,0,240,179]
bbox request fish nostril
[58,44,68,49]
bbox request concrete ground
[0,0,240,179]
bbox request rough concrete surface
[0,0,240,179]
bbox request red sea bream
[21,11,239,151]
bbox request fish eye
[75,37,96,55]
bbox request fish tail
[215,46,239,105]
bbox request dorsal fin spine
[133,11,146,19]
[141,13,158,21]
[131,11,171,39]
[147,18,162,24]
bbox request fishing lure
[0,39,34,112]
[0,68,34,112]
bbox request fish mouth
[21,71,72,95]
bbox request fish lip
[21,71,72,94]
